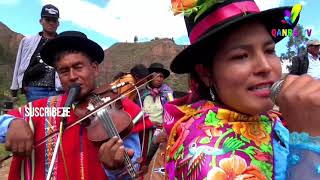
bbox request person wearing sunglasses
[10,4,62,102]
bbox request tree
[134,36,138,43]
[280,53,286,63]
[281,24,309,62]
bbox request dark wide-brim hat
[148,62,170,78]
[171,0,301,74]
[41,31,104,67]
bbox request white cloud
[255,0,281,10]
[0,0,20,5]
[299,0,307,6]
[41,0,283,42]
[41,0,187,42]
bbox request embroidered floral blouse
[163,100,320,180]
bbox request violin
[0,73,159,179]
[75,84,133,142]
[73,73,159,179]
[74,82,139,178]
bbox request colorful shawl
[164,100,282,180]
[140,84,173,105]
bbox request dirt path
[0,157,11,179]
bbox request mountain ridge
[0,22,189,101]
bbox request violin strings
[0,74,162,171]
[10,73,161,163]
[98,109,137,178]
[92,94,138,179]
[103,111,136,177]
[65,73,160,133]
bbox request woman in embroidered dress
[164,0,320,179]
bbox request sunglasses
[44,17,59,23]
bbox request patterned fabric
[140,84,173,125]
[44,96,59,178]
[26,37,55,88]
[141,84,173,106]
[164,100,279,180]
[6,95,153,180]
[287,132,320,179]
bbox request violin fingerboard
[97,109,138,179]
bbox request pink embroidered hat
[170,0,301,73]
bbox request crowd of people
[1,0,320,179]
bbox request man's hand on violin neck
[99,136,134,170]
[5,118,34,156]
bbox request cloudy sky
[0,0,319,54]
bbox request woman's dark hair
[112,64,149,81]
[113,72,128,81]
[188,43,222,103]
[130,64,149,80]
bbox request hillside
[0,22,24,101]
[0,22,189,103]
[99,38,189,92]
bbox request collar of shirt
[308,53,319,61]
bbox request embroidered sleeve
[287,132,320,179]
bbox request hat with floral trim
[170,0,301,73]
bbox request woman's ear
[195,64,212,87]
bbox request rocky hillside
[0,22,189,102]
[0,22,24,100]
[99,38,189,92]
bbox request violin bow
[0,72,160,164]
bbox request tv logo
[271,28,312,38]
[271,4,312,38]
[281,4,302,25]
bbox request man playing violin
[1,31,153,180]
